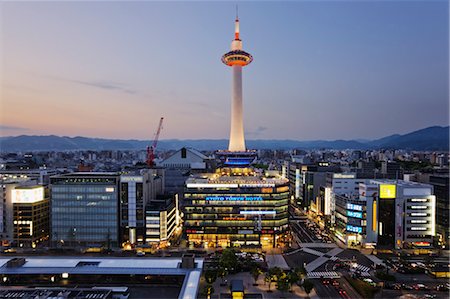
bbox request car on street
[338,289,349,298]
[322,279,330,285]
[401,284,413,290]
[436,284,449,291]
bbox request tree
[219,249,238,273]
[218,266,228,285]
[287,270,300,292]
[294,266,307,279]
[303,279,314,298]
[203,283,214,299]
[265,272,273,292]
[251,266,263,285]
[276,272,290,294]
[265,267,282,292]
[270,266,283,278]
[204,269,217,284]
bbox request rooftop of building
[0,288,111,299]
[367,179,433,188]
[0,256,203,299]
[186,167,288,187]
[146,197,174,211]
[51,172,119,178]
[14,184,43,189]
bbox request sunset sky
[1,1,448,141]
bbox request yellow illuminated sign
[372,200,377,231]
[262,187,273,193]
[276,186,289,193]
[380,184,396,199]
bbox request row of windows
[52,201,117,207]
[190,200,288,207]
[52,226,117,236]
[185,192,289,199]
[184,219,288,227]
[52,207,117,213]
[52,220,117,226]
[52,194,115,200]
[184,206,287,213]
[185,214,285,220]
[52,186,116,193]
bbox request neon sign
[205,196,263,201]
[346,203,363,211]
[346,225,362,234]
[347,211,363,218]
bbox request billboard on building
[12,187,44,203]
[379,184,396,199]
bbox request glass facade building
[50,173,120,248]
[184,167,289,249]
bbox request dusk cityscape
[0,1,449,299]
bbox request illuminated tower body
[222,17,253,151]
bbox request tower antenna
[236,4,238,20]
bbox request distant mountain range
[0,126,448,152]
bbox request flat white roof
[0,256,203,299]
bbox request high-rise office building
[50,173,120,248]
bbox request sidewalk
[212,271,320,299]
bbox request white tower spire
[222,14,253,152]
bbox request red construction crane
[146,117,164,167]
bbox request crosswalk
[349,264,372,277]
[354,264,371,273]
[330,256,339,261]
[307,271,341,279]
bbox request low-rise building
[145,197,180,246]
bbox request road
[288,208,369,299]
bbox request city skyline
[1,1,448,141]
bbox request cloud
[41,74,138,95]
[246,126,268,137]
[69,80,137,95]
[0,125,29,131]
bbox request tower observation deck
[222,15,253,152]
[219,15,256,166]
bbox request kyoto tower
[221,14,253,152]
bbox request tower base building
[184,167,289,249]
